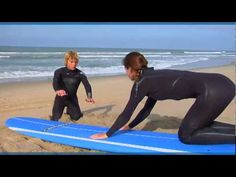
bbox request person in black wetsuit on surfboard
[51,50,95,121]
[91,51,235,145]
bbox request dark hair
[123,51,148,71]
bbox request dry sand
[0,64,235,153]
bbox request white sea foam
[0,57,211,80]
[0,52,65,55]
[0,55,10,58]
[184,51,222,54]
[149,57,210,69]
[0,48,234,83]
[0,71,54,79]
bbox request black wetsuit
[52,67,92,121]
[106,67,235,144]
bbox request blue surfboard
[5,117,235,155]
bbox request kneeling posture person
[51,50,95,121]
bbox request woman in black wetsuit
[51,51,95,121]
[91,52,235,144]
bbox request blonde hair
[64,50,79,66]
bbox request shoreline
[0,63,235,152]
[0,62,234,85]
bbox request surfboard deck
[5,117,235,154]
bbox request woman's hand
[56,90,67,96]
[90,133,108,139]
[85,98,95,104]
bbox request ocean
[0,46,235,83]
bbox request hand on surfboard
[90,133,108,139]
[90,125,130,139]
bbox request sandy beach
[0,64,235,153]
